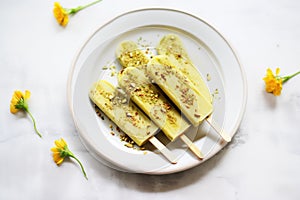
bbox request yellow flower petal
[10,104,18,114]
[56,158,64,165]
[52,151,61,157]
[50,147,59,153]
[276,68,280,76]
[11,96,19,104]
[15,90,24,99]
[24,90,31,100]
[53,153,64,165]
[60,138,67,146]
[54,139,66,149]
[266,68,272,76]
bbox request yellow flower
[51,138,67,165]
[53,2,69,27]
[51,138,88,179]
[10,90,42,137]
[53,0,102,27]
[10,90,30,113]
[263,68,300,96]
[263,68,283,96]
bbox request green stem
[69,0,102,14]
[69,154,88,180]
[282,70,300,83]
[26,110,42,138]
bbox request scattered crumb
[211,88,221,100]
[94,104,105,120]
[137,36,152,48]
[214,88,219,94]
[206,73,211,81]
[111,71,116,77]
[125,143,133,148]
[101,64,117,76]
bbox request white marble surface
[1,0,300,199]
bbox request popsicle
[157,34,212,103]
[148,55,213,126]
[116,41,204,159]
[118,66,190,141]
[89,80,177,163]
[147,55,231,142]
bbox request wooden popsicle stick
[205,117,231,142]
[180,134,204,159]
[149,137,177,164]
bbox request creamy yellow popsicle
[147,55,213,127]
[157,34,212,103]
[118,66,190,142]
[89,80,159,146]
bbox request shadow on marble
[84,126,248,193]
[224,128,248,150]
[115,127,249,192]
[102,145,231,192]
[262,90,277,108]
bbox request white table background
[1,0,300,199]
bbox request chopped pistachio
[206,73,211,81]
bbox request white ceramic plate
[68,8,247,174]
